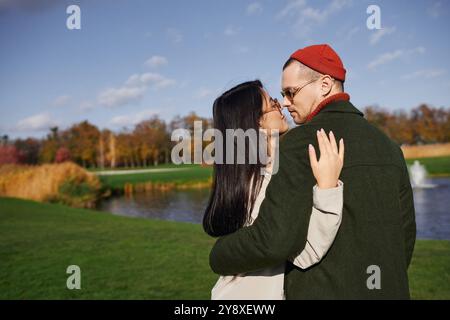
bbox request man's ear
[320,75,334,96]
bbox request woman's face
[259,90,289,134]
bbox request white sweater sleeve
[289,180,344,269]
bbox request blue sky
[1,0,449,138]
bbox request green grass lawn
[408,240,450,299]
[0,197,449,299]
[97,164,212,190]
[0,197,217,299]
[406,156,450,176]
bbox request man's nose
[282,96,291,108]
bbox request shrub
[0,162,102,208]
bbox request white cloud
[277,0,352,37]
[401,69,446,80]
[145,55,168,68]
[369,26,396,45]
[110,109,159,127]
[301,6,325,23]
[367,50,403,70]
[79,100,95,111]
[247,2,263,15]
[98,86,147,108]
[276,0,306,19]
[16,113,57,132]
[367,47,425,70]
[167,28,183,43]
[224,25,239,36]
[51,95,70,107]
[98,72,176,108]
[126,72,176,89]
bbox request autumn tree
[134,116,170,166]
[364,104,450,145]
[115,132,133,167]
[55,147,71,163]
[62,121,100,167]
[39,127,59,163]
[14,138,41,164]
[412,104,448,143]
[0,145,20,165]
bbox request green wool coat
[209,99,416,299]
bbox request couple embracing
[203,44,416,300]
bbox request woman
[203,80,344,300]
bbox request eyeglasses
[262,98,283,116]
[280,78,319,102]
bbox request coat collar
[305,93,350,122]
[308,94,364,121]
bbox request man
[209,44,416,299]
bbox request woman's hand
[308,128,344,189]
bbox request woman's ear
[320,75,334,97]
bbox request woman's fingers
[339,138,345,163]
[308,144,318,170]
[317,129,345,162]
[317,130,326,157]
[329,131,338,154]
[320,129,332,155]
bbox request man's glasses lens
[280,90,293,101]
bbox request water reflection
[413,177,450,240]
[98,188,210,224]
[98,177,450,240]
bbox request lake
[98,177,450,240]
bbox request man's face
[281,63,318,124]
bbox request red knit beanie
[290,44,346,82]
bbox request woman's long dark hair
[203,80,267,237]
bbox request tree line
[364,104,450,145]
[0,104,449,167]
[0,112,211,168]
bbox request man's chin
[291,114,306,125]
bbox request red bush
[0,145,20,165]
[55,147,71,163]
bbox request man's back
[284,100,416,299]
